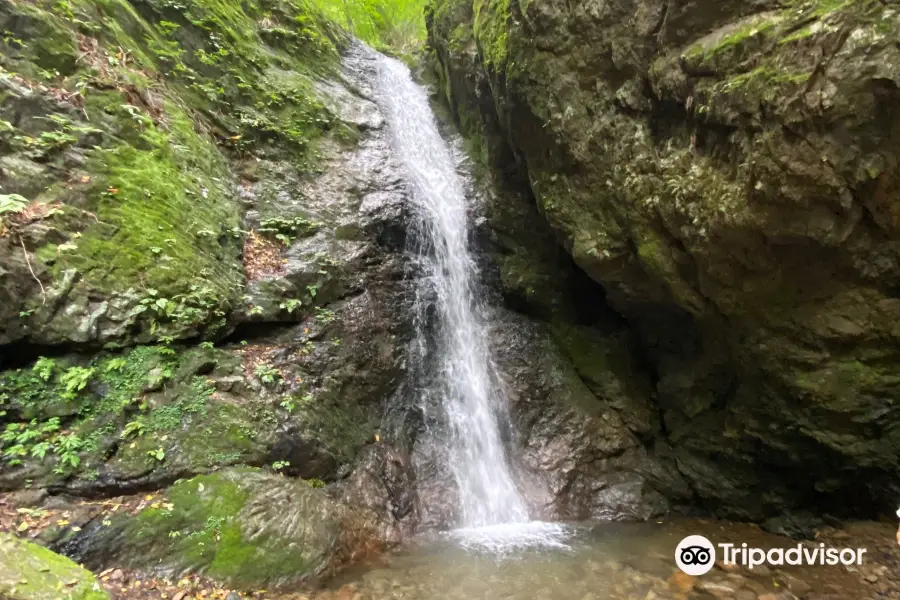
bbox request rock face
[488,309,685,522]
[428,0,900,520]
[59,468,384,587]
[0,0,418,587]
[0,532,108,600]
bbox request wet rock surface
[0,32,419,589]
[428,0,900,521]
[489,308,682,522]
[2,0,899,595]
[0,531,108,600]
[55,468,385,588]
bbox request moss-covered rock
[0,335,386,493]
[0,0,354,347]
[60,468,381,587]
[0,532,108,600]
[428,0,900,521]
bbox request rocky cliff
[428,0,900,524]
[0,0,418,586]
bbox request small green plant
[305,477,325,489]
[135,284,224,334]
[32,357,56,381]
[0,193,28,215]
[122,420,145,438]
[306,284,318,298]
[258,216,317,246]
[254,363,282,385]
[315,307,336,324]
[59,366,95,399]
[271,460,290,471]
[104,358,128,372]
[279,298,303,313]
[147,447,166,461]
[30,441,51,460]
[279,398,295,412]
[54,433,83,473]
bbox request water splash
[374,52,526,527]
[368,48,567,551]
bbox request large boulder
[428,0,900,520]
[57,468,383,587]
[0,532,108,600]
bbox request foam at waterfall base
[446,521,572,554]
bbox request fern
[0,193,27,215]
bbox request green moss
[0,3,79,78]
[0,533,109,600]
[473,0,510,71]
[0,345,243,482]
[2,0,367,341]
[124,469,331,583]
[716,65,809,95]
[57,101,242,306]
[684,13,781,61]
[793,359,888,398]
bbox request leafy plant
[54,433,83,473]
[279,298,303,313]
[147,447,166,461]
[271,460,290,471]
[32,357,56,382]
[122,420,145,438]
[104,358,128,373]
[254,363,282,385]
[0,193,27,215]
[258,216,317,246]
[59,367,95,399]
[315,307,336,324]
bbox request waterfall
[374,54,529,528]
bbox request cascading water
[375,54,527,528]
[370,49,567,549]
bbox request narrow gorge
[0,0,899,599]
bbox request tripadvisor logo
[676,535,716,575]
[675,535,868,576]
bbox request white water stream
[372,51,565,550]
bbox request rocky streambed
[1,0,900,597]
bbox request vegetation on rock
[427,0,900,521]
[0,532,108,600]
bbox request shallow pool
[312,518,893,600]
